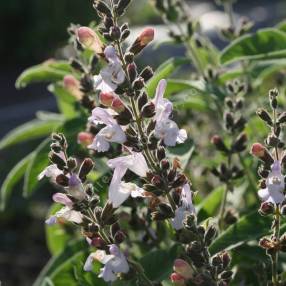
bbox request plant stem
[271,207,280,285]
[218,154,232,231]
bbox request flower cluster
[251,88,286,284]
[38,0,233,285]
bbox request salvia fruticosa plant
[3,0,286,285]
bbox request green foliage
[209,212,273,255]
[16,61,72,89]
[0,154,32,210]
[0,119,62,150]
[146,57,189,96]
[221,28,286,64]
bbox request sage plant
[38,0,233,285]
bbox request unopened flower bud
[93,1,112,17]
[141,102,156,118]
[224,112,234,129]
[256,108,272,126]
[129,27,155,55]
[173,259,193,280]
[133,77,145,91]
[140,66,154,82]
[77,132,94,146]
[221,251,231,269]
[49,152,66,168]
[124,52,134,63]
[211,135,228,153]
[158,203,174,218]
[63,75,83,100]
[70,59,85,73]
[259,237,273,249]
[110,26,121,40]
[137,92,148,110]
[111,97,125,113]
[127,63,137,82]
[220,270,233,280]
[151,175,164,188]
[50,143,62,153]
[170,272,186,286]
[278,112,286,124]
[77,26,104,54]
[114,230,126,244]
[56,174,69,187]
[204,225,217,245]
[269,88,279,109]
[115,0,132,16]
[250,143,274,165]
[232,132,247,152]
[157,147,166,161]
[172,174,188,188]
[160,159,170,170]
[67,158,77,170]
[99,92,114,106]
[79,158,94,182]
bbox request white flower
[94,46,125,92]
[84,245,129,282]
[154,119,188,147]
[152,79,187,146]
[45,192,83,225]
[107,151,149,178]
[107,151,149,208]
[88,107,126,152]
[153,79,173,122]
[38,152,66,181]
[109,181,145,208]
[171,184,195,230]
[258,160,285,204]
[38,164,62,182]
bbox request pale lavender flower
[45,192,83,225]
[38,164,62,182]
[171,184,195,230]
[88,107,126,152]
[107,151,149,208]
[94,46,125,92]
[153,79,187,146]
[258,160,285,204]
[84,245,129,282]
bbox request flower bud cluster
[211,81,247,229]
[170,214,232,285]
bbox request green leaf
[277,20,286,33]
[171,93,207,112]
[48,84,78,119]
[220,28,286,65]
[0,119,61,150]
[209,211,272,255]
[46,204,77,256]
[16,60,72,89]
[164,79,205,98]
[139,245,179,282]
[146,57,189,96]
[167,139,194,170]
[33,239,86,286]
[23,138,50,197]
[196,186,224,222]
[0,154,32,210]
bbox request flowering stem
[271,207,280,285]
[218,154,232,231]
